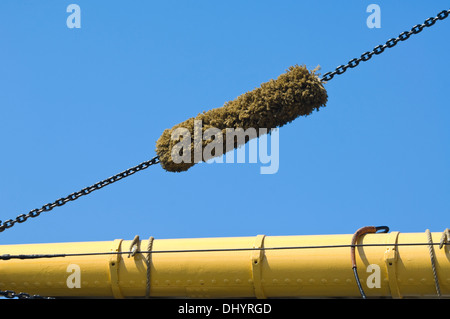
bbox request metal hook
[350,225,389,299]
[375,226,390,233]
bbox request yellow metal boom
[0,230,448,298]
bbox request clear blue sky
[0,0,449,245]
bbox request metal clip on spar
[440,228,449,249]
[128,235,141,258]
[351,226,389,299]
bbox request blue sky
[0,0,449,246]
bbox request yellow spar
[0,229,448,298]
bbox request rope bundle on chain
[156,65,328,172]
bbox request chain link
[0,156,160,233]
[321,9,450,82]
[0,290,54,299]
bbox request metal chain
[321,9,450,82]
[0,290,54,299]
[0,156,160,233]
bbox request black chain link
[0,156,159,233]
[321,9,450,82]
[0,290,54,299]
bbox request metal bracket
[128,235,141,258]
[439,228,449,250]
[109,239,124,299]
[251,234,266,299]
[384,231,401,299]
